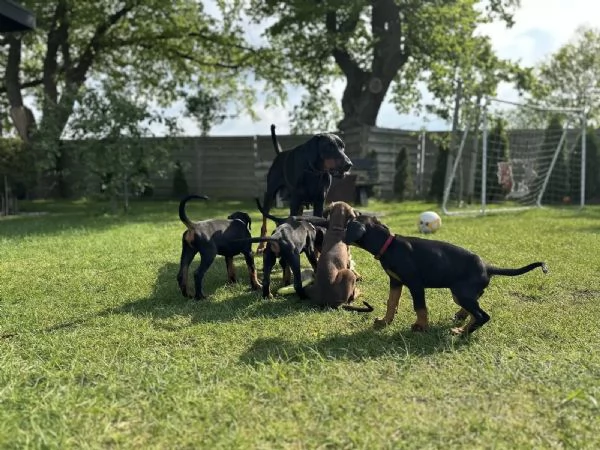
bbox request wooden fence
[52,125,588,201]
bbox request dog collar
[375,235,394,260]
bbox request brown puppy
[304,201,372,312]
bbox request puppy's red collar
[375,235,394,260]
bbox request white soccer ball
[418,211,442,234]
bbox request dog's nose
[343,162,352,173]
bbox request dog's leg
[312,197,325,218]
[305,247,318,271]
[242,250,262,291]
[177,239,198,298]
[225,256,236,283]
[280,258,292,286]
[288,251,308,299]
[261,249,277,299]
[452,294,469,323]
[374,280,403,329]
[450,287,490,335]
[257,193,273,254]
[193,247,217,300]
[408,284,429,332]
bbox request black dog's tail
[255,197,286,225]
[179,194,209,229]
[271,124,282,154]
[487,262,549,277]
[341,302,374,313]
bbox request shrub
[172,161,189,198]
[393,147,412,201]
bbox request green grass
[1,198,600,449]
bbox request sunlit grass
[1,199,599,448]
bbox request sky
[166,0,600,137]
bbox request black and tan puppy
[257,124,353,253]
[249,197,328,299]
[177,195,261,300]
[343,215,548,334]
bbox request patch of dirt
[509,291,544,303]
[570,289,600,303]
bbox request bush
[393,147,412,201]
[428,142,449,203]
[0,138,35,199]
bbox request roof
[0,0,36,32]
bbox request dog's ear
[343,220,366,245]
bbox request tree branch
[325,10,365,80]
[0,78,44,94]
[44,0,69,104]
[70,2,138,84]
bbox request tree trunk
[328,0,408,132]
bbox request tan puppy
[304,201,372,312]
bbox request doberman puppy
[256,124,353,253]
[343,215,549,335]
[177,194,261,300]
[304,201,373,313]
[247,197,328,299]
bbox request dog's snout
[343,162,352,173]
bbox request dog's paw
[373,318,390,329]
[450,326,466,336]
[411,323,429,332]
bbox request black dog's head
[315,133,353,178]
[228,211,252,231]
[343,215,388,247]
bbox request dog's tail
[179,194,209,229]
[255,197,287,225]
[271,124,282,154]
[341,301,374,313]
[240,236,283,254]
[487,262,549,277]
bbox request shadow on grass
[32,261,472,361]
[238,323,471,364]
[34,261,307,338]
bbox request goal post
[442,97,587,216]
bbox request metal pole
[481,102,488,215]
[536,127,568,207]
[580,111,587,209]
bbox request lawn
[1,198,599,449]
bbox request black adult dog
[177,195,261,300]
[248,197,329,299]
[343,215,548,335]
[256,124,353,252]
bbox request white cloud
[162,0,600,136]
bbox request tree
[69,82,180,211]
[247,0,529,131]
[532,26,600,127]
[570,128,600,203]
[183,89,239,136]
[542,115,570,204]
[0,0,283,195]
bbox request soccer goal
[442,97,587,216]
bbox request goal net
[442,97,586,216]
